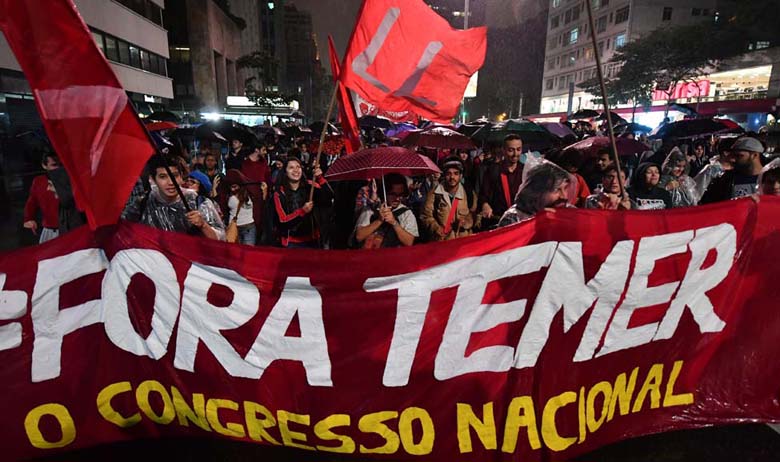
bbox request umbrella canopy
[309,121,341,135]
[386,122,418,138]
[144,121,178,132]
[614,122,652,135]
[252,125,285,137]
[325,146,440,181]
[565,136,650,158]
[568,109,599,120]
[359,115,394,130]
[196,120,257,145]
[597,111,627,124]
[471,119,553,151]
[146,111,181,123]
[402,126,475,150]
[175,126,227,143]
[539,122,576,139]
[457,122,492,137]
[649,118,744,140]
[289,111,306,119]
[282,125,314,138]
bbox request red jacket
[24,175,59,228]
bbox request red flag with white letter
[341,0,487,123]
[0,0,156,229]
[327,35,362,154]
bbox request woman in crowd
[629,163,673,210]
[225,169,256,245]
[272,158,332,248]
[659,148,697,207]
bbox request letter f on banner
[341,0,487,122]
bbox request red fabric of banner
[328,35,362,154]
[2,199,780,461]
[0,0,156,229]
[341,0,487,123]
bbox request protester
[586,148,615,190]
[226,139,249,171]
[241,145,270,238]
[688,140,709,177]
[498,161,572,226]
[186,170,216,209]
[204,152,223,195]
[659,148,697,207]
[123,155,225,240]
[354,173,418,248]
[628,163,673,210]
[757,159,780,196]
[224,169,256,245]
[700,137,765,203]
[549,148,591,207]
[420,157,474,241]
[23,152,60,243]
[585,165,634,210]
[479,134,524,227]
[272,157,332,248]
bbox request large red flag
[327,35,362,153]
[0,0,156,229]
[341,0,486,123]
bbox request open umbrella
[402,126,475,150]
[359,115,394,130]
[458,122,492,137]
[568,109,599,120]
[471,119,554,151]
[614,122,652,135]
[176,126,227,143]
[386,122,418,138]
[539,122,576,139]
[565,136,650,158]
[282,125,314,138]
[309,121,341,135]
[649,118,744,140]
[145,121,178,132]
[196,120,258,145]
[252,125,285,138]
[597,111,627,124]
[147,111,181,123]
[325,146,440,198]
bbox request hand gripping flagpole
[309,83,340,203]
[585,0,626,198]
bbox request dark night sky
[290,0,363,74]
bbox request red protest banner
[328,35,362,154]
[341,0,487,123]
[0,0,156,229]
[2,199,780,461]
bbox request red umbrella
[145,121,178,132]
[565,136,650,157]
[402,126,475,150]
[325,147,440,181]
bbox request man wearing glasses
[354,173,419,248]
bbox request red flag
[0,0,156,229]
[327,35,362,153]
[341,0,486,123]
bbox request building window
[129,45,141,68]
[551,15,559,28]
[662,7,673,21]
[569,28,579,44]
[584,48,594,60]
[702,9,710,16]
[114,0,164,27]
[615,6,630,24]
[615,34,627,48]
[606,38,611,49]
[756,41,770,50]
[571,6,580,22]
[118,40,130,65]
[564,9,572,24]
[597,15,607,32]
[546,79,554,90]
[91,31,105,53]
[105,36,119,62]
[598,41,604,54]
[692,8,701,16]
[552,0,561,8]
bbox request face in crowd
[602,169,627,194]
[286,159,303,183]
[732,149,758,174]
[154,166,182,202]
[671,160,686,178]
[644,165,660,187]
[694,144,706,158]
[205,154,218,171]
[541,178,571,209]
[186,177,201,194]
[596,152,613,172]
[42,155,60,171]
[503,139,523,165]
[231,140,243,151]
[761,170,780,196]
[386,183,407,209]
[444,167,461,191]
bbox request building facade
[539,0,718,115]
[0,0,173,131]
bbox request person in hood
[658,148,697,207]
[628,163,673,210]
[498,161,572,227]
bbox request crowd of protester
[20,121,777,250]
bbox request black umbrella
[359,115,394,130]
[568,109,599,120]
[282,125,314,138]
[649,118,744,140]
[147,111,181,123]
[597,111,627,124]
[309,121,341,135]
[615,122,652,135]
[195,120,258,145]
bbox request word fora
[0,224,735,387]
[24,360,692,456]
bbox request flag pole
[584,0,625,198]
[309,82,340,202]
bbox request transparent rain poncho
[123,186,226,240]
[658,148,698,207]
[498,156,575,227]
[692,155,727,203]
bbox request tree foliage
[237,51,296,107]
